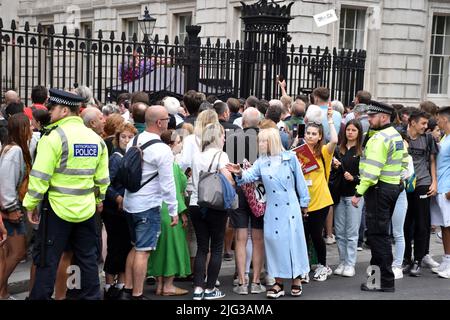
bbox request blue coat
[237,151,311,278]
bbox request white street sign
[313,9,338,28]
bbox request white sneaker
[250,283,266,294]
[233,284,249,295]
[392,266,403,280]
[438,265,450,279]
[334,264,345,276]
[300,273,310,284]
[432,260,448,274]
[342,265,355,277]
[313,265,332,281]
[357,246,363,251]
[325,235,336,245]
[422,254,440,269]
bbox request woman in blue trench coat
[227,128,310,299]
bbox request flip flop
[162,287,189,296]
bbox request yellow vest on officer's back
[356,125,408,196]
[23,116,110,223]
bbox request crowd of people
[0,80,449,300]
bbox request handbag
[197,151,226,210]
[241,159,266,218]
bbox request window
[178,14,192,44]
[80,22,92,38]
[339,8,366,50]
[80,22,93,86]
[126,19,139,41]
[428,15,450,94]
[234,7,245,42]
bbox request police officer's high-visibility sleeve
[23,133,60,211]
[356,134,388,196]
[94,141,110,204]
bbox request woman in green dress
[148,129,191,296]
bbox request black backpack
[117,134,164,193]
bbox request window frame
[176,13,193,44]
[338,6,367,51]
[427,14,450,96]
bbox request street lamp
[138,6,156,41]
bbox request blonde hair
[201,122,224,151]
[259,119,277,129]
[194,109,219,138]
[258,128,284,156]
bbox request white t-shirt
[178,134,201,171]
[190,147,230,207]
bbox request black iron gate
[0,1,366,106]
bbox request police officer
[351,100,408,292]
[23,88,109,300]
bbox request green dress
[147,163,191,277]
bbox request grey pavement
[6,233,450,300]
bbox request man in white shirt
[123,105,178,300]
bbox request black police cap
[367,100,394,115]
[48,88,85,108]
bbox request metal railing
[0,20,366,106]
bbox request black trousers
[404,185,431,263]
[102,211,132,275]
[30,205,101,300]
[303,206,329,266]
[189,206,228,289]
[364,182,401,289]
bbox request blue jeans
[391,190,408,268]
[125,207,161,252]
[334,196,363,266]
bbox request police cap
[366,100,394,115]
[48,88,85,109]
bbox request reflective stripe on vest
[49,186,95,196]
[30,169,51,181]
[27,189,45,200]
[53,127,97,176]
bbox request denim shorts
[125,207,161,252]
[4,219,26,237]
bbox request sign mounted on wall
[313,9,338,27]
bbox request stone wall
[11,0,450,105]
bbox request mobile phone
[292,126,298,139]
[298,124,305,139]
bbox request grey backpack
[197,151,225,210]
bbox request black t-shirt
[335,146,361,197]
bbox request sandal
[162,287,189,296]
[266,282,285,299]
[291,284,303,296]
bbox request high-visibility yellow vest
[23,116,110,223]
[356,125,408,196]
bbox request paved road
[9,233,450,300]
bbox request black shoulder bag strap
[138,138,165,190]
[320,153,329,182]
